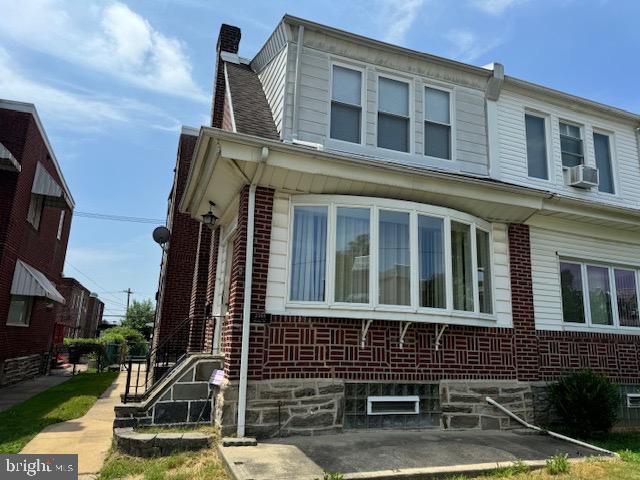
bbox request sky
[0,0,638,321]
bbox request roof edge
[0,99,75,208]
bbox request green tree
[121,299,155,339]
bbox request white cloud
[0,48,181,132]
[0,0,206,102]
[470,0,525,15]
[445,29,502,63]
[377,0,425,44]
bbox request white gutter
[291,24,304,139]
[237,146,269,438]
[485,396,617,457]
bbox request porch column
[188,223,212,352]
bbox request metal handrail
[122,314,225,403]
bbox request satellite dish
[152,226,171,245]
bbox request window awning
[11,260,65,304]
[32,162,71,209]
[0,142,20,173]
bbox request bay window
[288,196,494,318]
[560,259,640,329]
[290,206,327,302]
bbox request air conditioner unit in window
[566,164,598,189]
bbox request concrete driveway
[220,429,611,480]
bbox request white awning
[32,162,71,209]
[0,142,20,173]
[11,260,65,304]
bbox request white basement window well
[367,396,420,415]
[286,195,495,322]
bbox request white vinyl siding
[496,87,636,208]
[530,218,640,334]
[290,28,489,175]
[257,46,287,135]
[265,194,512,327]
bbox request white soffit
[11,260,65,304]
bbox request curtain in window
[476,229,492,314]
[560,262,585,323]
[451,221,473,311]
[587,265,613,325]
[615,269,639,327]
[335,208,370,303]
[290,206,327,301]
[418,215,445,308]
[378,210,410,305]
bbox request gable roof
[224,61,279,140]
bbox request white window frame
[6,295,33,327]
[423,82,455,162]
[523,109,553,182]
[591,127,618,196]
[558,257,640,331]
[558,119,585,168]
[285,195,496,324]
[375,71,413,155]
[328,61,366,147]
[367,395,420,415]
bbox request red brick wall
[153,133,200,354]
[0,108,72,367]
[219,195,640,384]
[188,223,212,351]
[204,227,220,353]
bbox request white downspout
[291,24,304,140]
[237,147,269,438]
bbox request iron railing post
[124,357,133,404]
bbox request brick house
[150,17,640,436]
[0,99,74,386]
[56,277,104,339]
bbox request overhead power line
[74,211,164,224]
[64,261,128,308]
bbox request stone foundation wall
[217,378,345,438]
[440,380,533,430]
[0,354,43,386]
[115,355,221,428]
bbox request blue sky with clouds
[0,0,638,319]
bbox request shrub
[546,453,570,475]
[550,369,619,437]
[64,338,106,370]
[322,472,344,480]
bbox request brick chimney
[211,24,241,128]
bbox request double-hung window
[377,76,410,152]
[593,132,615,194]
[560,260,640,329]
[424,87,451,160]
[330,65,362,144]
[289,197,494,317]
[7,295,32,326]
[559,122,584,167]
[27,194,44,229]
[524,114,548,180]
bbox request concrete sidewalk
[21,371,126,479]
[0,367,79,412]
[219,429,611,480]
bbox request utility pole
[123,288,134,317]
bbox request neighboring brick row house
[56,277,104,340]
[0,99,75,385]
[151,16,640,437]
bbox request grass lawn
[99,445,228,480]
[0,371,118,454]
[446,432,640,480]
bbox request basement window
[367,396,420,415]
[627,394,640,408]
